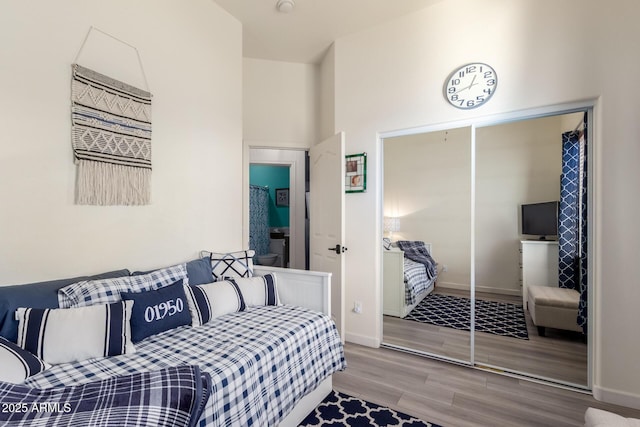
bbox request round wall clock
[443,62,497,109]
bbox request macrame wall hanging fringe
[71,27,152,205]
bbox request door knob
[328,244,348,254]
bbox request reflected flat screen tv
[521,201,559,239]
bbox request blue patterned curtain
[249,185,270,256]
[558,113,588,334]
[577,113,588,334]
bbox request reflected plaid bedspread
[24,305,346,426]
[0,365,210,427]
[404,258,434,305]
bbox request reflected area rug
[299,390,440,427]
[405,293,529,340]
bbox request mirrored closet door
[382,126,472,364]
[381,107,591,388]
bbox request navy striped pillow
[0,337,48,383]
[15,301,134,364]
[184,281,246,327]
[229,273,280,308]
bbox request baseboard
[593,385,640,410]
[345,331,379,348]
[438,282,521,297]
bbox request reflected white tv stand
[519,240,559,308]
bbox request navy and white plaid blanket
[0,365,210,427]
[397,240,438,280]
[403,258,434,305]
[23,305,345,426]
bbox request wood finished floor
[333,343,640,427]
[383,287,588,386]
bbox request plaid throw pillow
[59,264,189,308]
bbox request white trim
[379,99,597,139]
[345,331,380,348]
[593,386,640,411]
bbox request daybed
[0,253,345,427]
[383,241,438,318]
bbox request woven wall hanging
[71,27,152,205]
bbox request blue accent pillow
[122,280,191,343]
[186,257,214,285]
[0,269,130,342]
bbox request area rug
[299,390,440,427]
[405,293,529,340]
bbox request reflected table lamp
[383,216,400,240]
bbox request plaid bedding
[24,305,345,427]
[403,258,434,305]
[0,365,210,427]
[397,240,438,280]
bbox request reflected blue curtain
[577,113,588,334]
[558,112,588,334]
[249,185,270,256]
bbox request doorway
[380,102,593,389]
[248,148,307,270]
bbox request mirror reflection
[381,111,589,387]
[383,126,472,363]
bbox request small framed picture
[275,188,289,207]
[345,153,367,193]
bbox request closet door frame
[379,99,595,389]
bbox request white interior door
[309,132,345,341]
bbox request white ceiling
[212,0,443,64]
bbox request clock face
[444,62,497,109]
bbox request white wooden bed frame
[383,243,435,318]
[253,265,333,427]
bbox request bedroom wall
[332,0,640,407]
[384,127,472,289]
[0,0,243,284]
[243,58,320,149]
[475,116,563,294]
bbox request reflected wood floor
[333,343,640,427]
[383,287,588,386]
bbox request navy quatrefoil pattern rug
[405,293,529,340]
[299,390,440,427]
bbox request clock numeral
[484,71,493,78]
[486,79,496,86]
[451,94,459,101]
[451,78,461,86]
[458,70,465,78]
[476,95,485,102]
[484,88,493,95]
[466,65,476,73]
[466,100,476,107]
[447,87,456,94]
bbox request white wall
[0,0,243,284]
[332,0,640,407]
[475,115,563,294]
[319,45,336,141]
[384,127,472,289]
[243,58,320,148]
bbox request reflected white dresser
[519,240,559,308]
